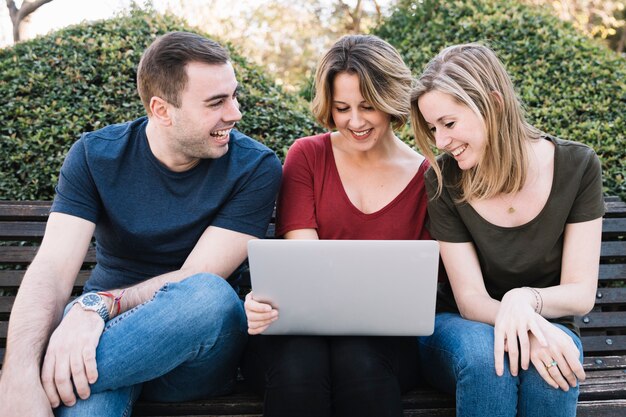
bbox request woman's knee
[420,314,506,384]
[266,337,331,389]
[330,338,396,384]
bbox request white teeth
[352,129,372,137]
[451,144,467,156]
[210,128,231,137]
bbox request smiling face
[417,89,488,170]
[167,61,242,161]
[330,72,393,151]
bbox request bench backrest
[1,198,625,365]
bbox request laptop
[248,239,439,336]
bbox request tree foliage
[375,0,625,199]
[0,7,318,200]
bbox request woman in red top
[242,35,430,417]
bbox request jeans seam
[121,384,139,417]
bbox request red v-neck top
[276,133,431,240]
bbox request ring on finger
[545,360,558,370]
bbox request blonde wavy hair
[410,43,542,202]
[312,35,414,130]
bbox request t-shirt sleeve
[50,137,101,223]
[276,139,318,236]
[424,166,472,243]
[212,151,282,239]
[567,148,606,223]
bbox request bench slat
[583,355,626,370]
[581,335,626,354]
[601,241,626,260]
[599,264,626,282]
[602,217,626,237]
[579,380,626,401]
[0,221,45,240]
[0,247,96,265]
[0,297,14,317]
[0,201,51,221]
[577,312,626,330]
[577,400,626,417]
[593,287,626,305]
[0,270,91,289]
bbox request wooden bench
[1,198,625,416]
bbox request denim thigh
[418,312,581,417]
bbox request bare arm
[535,218,602,317]
[0,213,95,416]
[439,240,500,324]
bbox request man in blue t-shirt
[0,32,282,417]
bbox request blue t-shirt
[51,117,282,291]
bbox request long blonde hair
[410,43,542,202]
[312,35,414,130]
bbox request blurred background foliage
[0,0,624,200]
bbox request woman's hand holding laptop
[245,292,278,335]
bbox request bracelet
[97,290,126,318]
[523,287,543,315]
[113,289,126,316]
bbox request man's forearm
[109,268,212,318]
[2,261,69,378]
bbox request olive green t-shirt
[425,136,605,335]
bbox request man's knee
[170,273,246,334]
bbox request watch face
[82,293,101,307]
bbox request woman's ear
[149,96,173,126]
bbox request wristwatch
[73,292,110,322]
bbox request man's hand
[40,304,105,407]
[0,373,54,417]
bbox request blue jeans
[54,273,247,417]
[418,313,582,417]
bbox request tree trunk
[6,0,54,43]
[617,27,626,54]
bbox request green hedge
[375,0,625,200]
[0,8,318,200]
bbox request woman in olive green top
[411,43,605,417]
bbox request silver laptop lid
[248,239,439,336]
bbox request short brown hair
[312,35,413,130]
[137,31,230,115]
